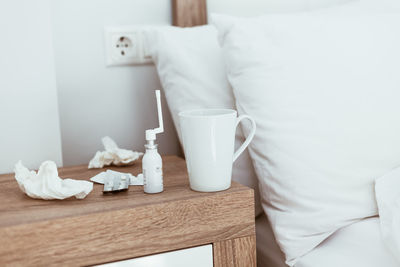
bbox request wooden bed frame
[172,0,208,27]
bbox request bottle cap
[145,129,156,141]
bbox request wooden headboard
[172,0,207,27]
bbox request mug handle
[233,115,256,162]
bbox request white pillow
[147,25,262,216]
[212,11,400,266]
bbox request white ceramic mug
[178,109,256,192]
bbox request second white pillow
[213,11,400,266]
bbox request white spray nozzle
[145,90,164,141]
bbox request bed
[160,1,400,266]
[256,213,399,267]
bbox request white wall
[0,0,63,174]
[52,0,181,166]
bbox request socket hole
[120,37,125,42]
[121,50,125,56]
[116,44,119,48]
[125,44,128,47]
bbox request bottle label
[143,168,163,187]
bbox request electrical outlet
[104,27,152,66]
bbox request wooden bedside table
[0,156,256,266]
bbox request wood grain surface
[0,156,255,266]
[172,0,207,27]
[213,235,257,267]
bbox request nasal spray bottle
[143,90,164,194]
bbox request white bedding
[296,217,398,267]
[213,9,400,265]
[256,215,398,267]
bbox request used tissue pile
[89,136,143,168]
[14,161,93,200]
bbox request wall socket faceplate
[104,26,152,66]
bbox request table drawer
[96,244,213,267]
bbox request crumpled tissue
[14,161,93,200]
[90,170,144,185]
[89,136,143,169]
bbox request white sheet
[256,214,399,267]
[295,217,398,267]
[375,166,400,263]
